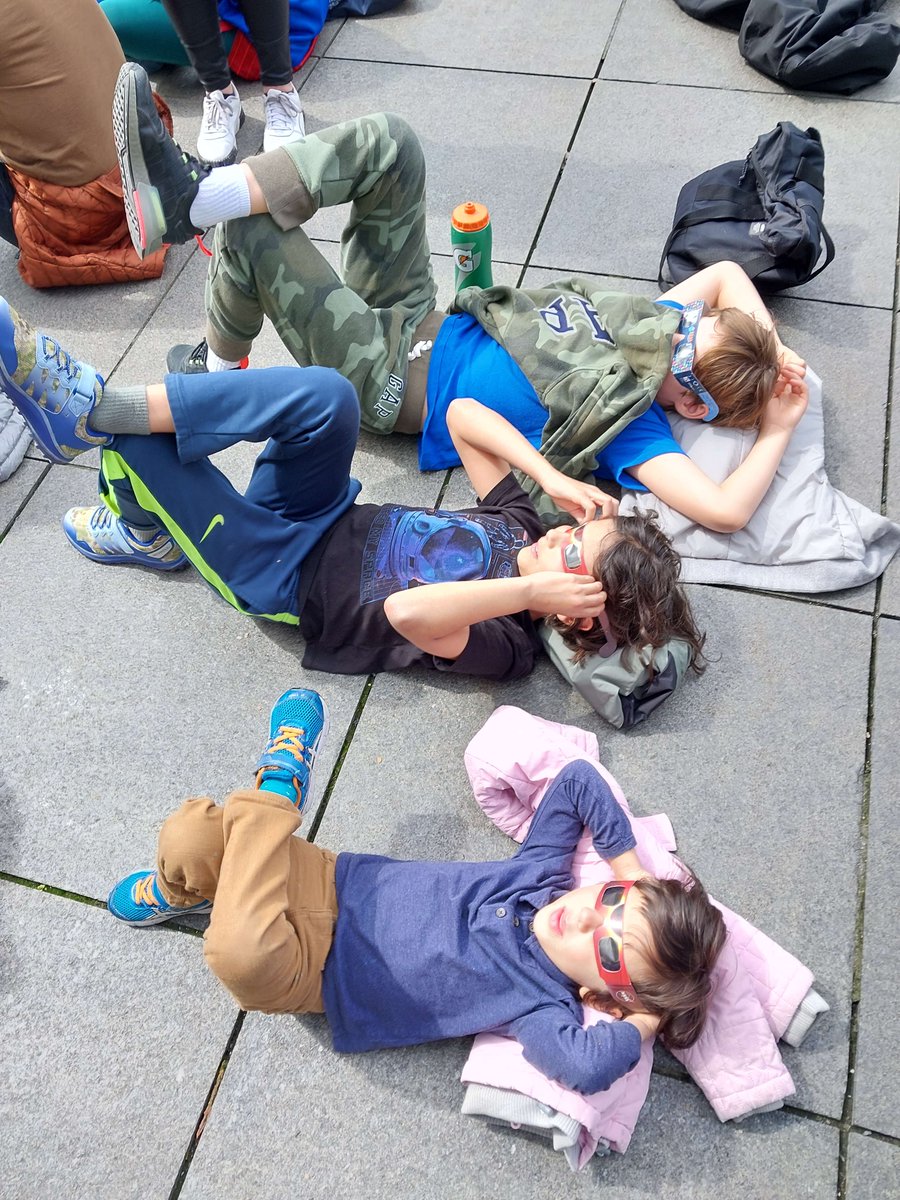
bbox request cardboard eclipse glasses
[559,525,617,658]
[671,300,720,422]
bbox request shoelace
[90,506,116,534]
[202,91,235,134]
[40,335,79,382]
[266,724,311,768]
[187,340,208,368]
[265,90,301,135]
[133,873,161,908]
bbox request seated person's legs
[109,690,338,1015]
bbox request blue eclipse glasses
[671,300,720,423]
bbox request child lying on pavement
[0,298,705,684]
[106,687,727,1098]
[113,63,808,532]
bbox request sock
[206,346,242,372]
[189,164,252,229]
[88,385,150,435]
[257,769,298,805]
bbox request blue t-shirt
[420,304,686,490]
[420,313,545,471]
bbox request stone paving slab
[180,1014,838,1200]
[0,463,368,900]
[286,57,588,266]
[845,1130,900,1200]
[0,239,196,385]
[879,341,900,617]
[852,617,900,1138]
[326,0,617,77]
[602,0,900,105]
[0,882,235,1200]
[0,455,43,536]
[534,80,900,308]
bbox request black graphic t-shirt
[297,474,545,680]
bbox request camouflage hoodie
[451,280,681,521]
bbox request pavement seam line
[305,675,376,843]
[0,459,51,544]
[835,604,881,1200]
[167,1011,246,1200]
[0,870,206,937]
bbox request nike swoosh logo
[200,514,224,542]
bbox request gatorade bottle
[451,201,493,292]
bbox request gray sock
[88,385,151,435]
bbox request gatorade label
[453,244,481,275]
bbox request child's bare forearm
[717,424,794,528]
[447,397,556,489]
[383,576,534,654]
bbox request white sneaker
[196,87,244,165]
[263,87,305,152]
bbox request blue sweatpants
[99,365,361,623]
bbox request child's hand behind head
[763,362,809,435]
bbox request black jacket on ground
[739,0,900,92]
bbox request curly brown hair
[695,307,780,430]
[583,873,726,1051]
[545,513,706,674]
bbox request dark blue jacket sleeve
[509,1003,642,1094]
[517,760,636,864]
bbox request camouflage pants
[204,111,438,435]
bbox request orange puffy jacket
[7,94,174,289]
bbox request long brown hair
[584,873,726,1050]
[545,513,707,674]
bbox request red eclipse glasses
[593,880,637,1005]
[559,525,618,659]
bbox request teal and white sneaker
[108,869,212,926]
[255,689,329,812]
[0,297,109,463]
[62,505,187,570]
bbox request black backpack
[658,122,835,293]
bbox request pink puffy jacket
[460,707,815,1167]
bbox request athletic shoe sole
[113,63,166,260]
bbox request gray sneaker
[167,340,248,374]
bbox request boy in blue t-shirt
[111,79,807,537]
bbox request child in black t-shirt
[0,299,706,683]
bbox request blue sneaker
[0,298,110,463]
[62,505,188,570]
[255,689,329,811]
[107,869,212,926]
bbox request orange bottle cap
[451,201,490,232]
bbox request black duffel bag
[658,121,835,293]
